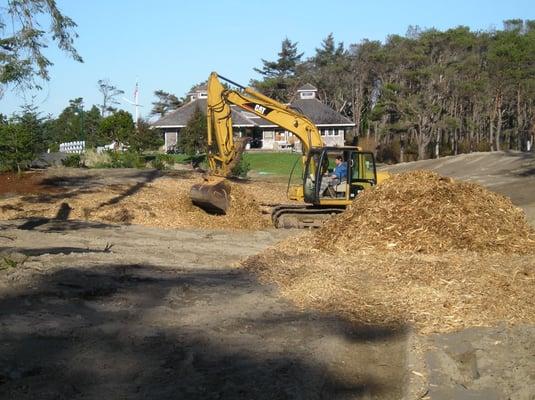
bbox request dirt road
[0,220,406,399]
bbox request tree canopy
[177,105,207,156]
[151,90,182,117]
[251,38,304,102]
[253,22,535,161]
[0,0,82,95]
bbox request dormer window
[188,86,208,102]
[297,83,318,100]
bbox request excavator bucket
[190,179,231,215]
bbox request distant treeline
[252,19,535,161]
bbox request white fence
[60,141,86,154]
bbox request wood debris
[244,170,535,333]
[0,176,272,230]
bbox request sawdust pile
[0,176,270,230]
[317,170,535,254]
[244,171,535,333]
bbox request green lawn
[243,151,302,178]
[160,151,303,180]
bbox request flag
[133,82,139,102]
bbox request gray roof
[152,94,354,129]
[290,98,354,125]
[297,83,318,91]
[152,99,256,128]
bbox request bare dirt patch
[1,163,534,398]
[0,220,406,399]
[0,172,64,198]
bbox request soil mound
[316,170,535,254]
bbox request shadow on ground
[0,262,407,399]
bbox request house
[152,83,355,152]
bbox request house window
[300,92,315,99]
[263,131,274,140]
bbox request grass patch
[243,152,302,177]
[155,153,191,164]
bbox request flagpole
[134,81,139,125]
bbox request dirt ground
[0,152,534,399]
[0,220,406,399]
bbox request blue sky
[1,0,533,118]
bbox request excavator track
[271,204,346,229]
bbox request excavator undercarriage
[271,204,346,229]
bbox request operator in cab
[330,155,347,185]
[320,155,347,197]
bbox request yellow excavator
[190,72,385,228]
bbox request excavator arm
[205,72,324,173]
[191,72,325,214]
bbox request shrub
[231,157,251,178]
[81,149,144,169]
[376,140,400,164]
[108,151,145,168]
[82,149,112,168]
[62,154,82,167]
[476,140,492,152]
[457,139,472,154]
[357,137,377,152]
[150,157,166,170]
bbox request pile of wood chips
[317,170,535,254]
[0,176,273,230]
[244,171,535,333]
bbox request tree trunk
[496,107,503,152]
[416,122,430,160]
[435,129,440,159]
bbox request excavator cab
[303,147,377,205]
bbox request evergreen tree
[252,38,303,102]
[129,119,163,152]
[98,110,135,146]
[177,106,207,155]
[53,98,86,144]
[0,116,36,172]
[83,105,103,148]
[151,90,182,117]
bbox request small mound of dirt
[315,170,535,254]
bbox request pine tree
[177,106,207,156]
[252,38,303,102]
[151,90,182,117]
[0,119,35,173]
